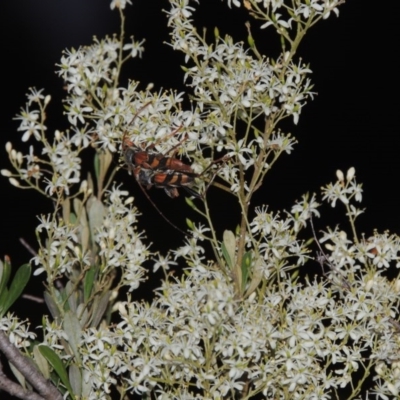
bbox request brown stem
[0,331,62,400]
[0,360,45,400]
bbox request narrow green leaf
[43,291,61,320]
[1,264,31,315]
[63,311,82,363]
[222,230,236,270]
[0,286,9,317]
[185,196,195,209]
[0,260,3,283]
[0,258,10,315]
[62,199,71,227]
[39,345,74,398]
[244,256,263,298]
[77,304,89,328]
[87,197,105,246]
[0,257,12,299]
[90,291,111,328]
[83,265,97,303]
[68,212,77,225]
[94,152,100,181]
[69,364,82,397]
[33,345,50,379]
[241,251,253,293]
[65,281,77,313]
[73,198,83,220]
[221,242,232,269]
[9,362,26,388]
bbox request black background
[0,0,398,397]
[1,0,397,315]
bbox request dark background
[0,0,398,397]
[0,0,397,314]
[1,0,397,306]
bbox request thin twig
[21,294,44,304]
[19,238,37,257]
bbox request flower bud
[336,169,344,182]
[375,362,385,376]
[365,279,374,292]
[118,302,128,316]
[5,142,12,153]
[346,167,355,181]
[248,292,256,302]
[79,180,88,193]
[1,169,12,177]
[44,95,51,105]
[9,178,20,187]
[124,196,134,205]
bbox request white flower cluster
[248,194,319,279]
[57,36,144,128]
[31,185,149,292]
[4,0,400,399]
[96,185,149,291]
[2,88,84,196]
[70,250,400,399]
[0,314,36,348]
[225,0,342,25]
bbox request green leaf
[69,212,77,225]
[87,197,105,246]
[241,251,253,293]
[0,257,12,302]
[0,264,31,317]
[90,291,111,328]
[43,291,61,320]
[244,256,263,298]
[83,265,97,303]
[39,345,74,398]
[222,230,236,270]
[33,345,50,379]
[77,304,89,328]
[185,196,195,209]
[65,281,77,313]
[186,218,194,229]
[63,311,82,363]
[94,152,100,181]
[221,242,232,269]
[0,286,9,317]
[62,199,71,227]
[69,364,82,397]
[9,362,26,388]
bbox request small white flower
[110,0,132,10]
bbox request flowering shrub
[1,1,400,399]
